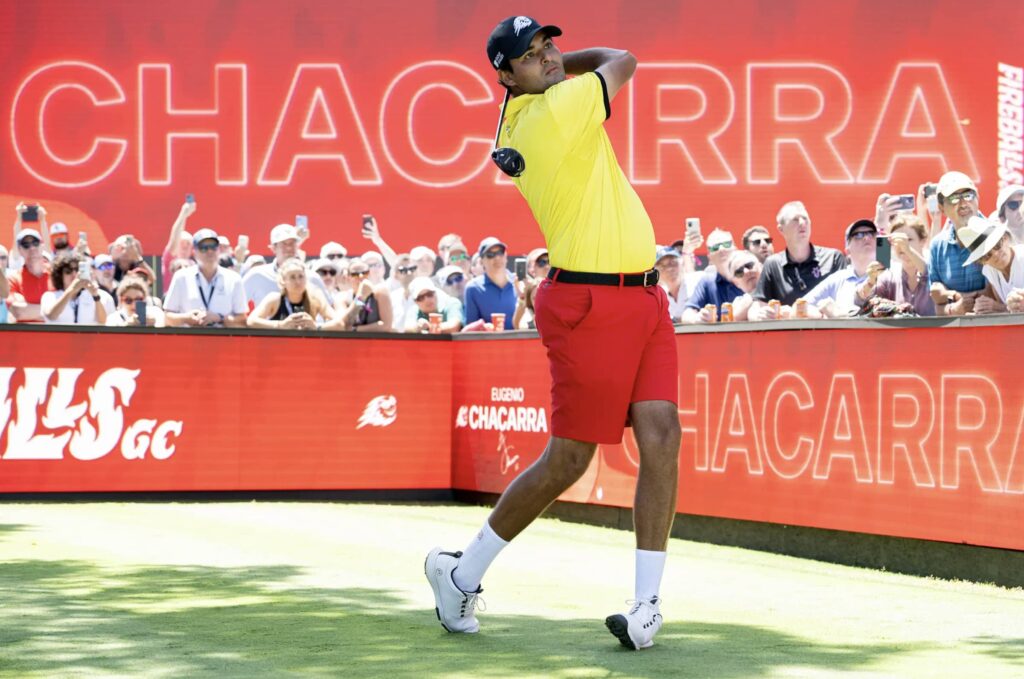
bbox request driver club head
[492,147,525,177]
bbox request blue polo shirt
[928,222,985,293]
[684,271,744,312]
[464,273,517,328]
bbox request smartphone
[876,236,892,268]
[926,194,939,214]
[922,183,937,199]
[295,215,308,230]
[185,193,195,204]
[135,300,147,327]
[78,259,91,281]
[361,214,374,233]
[515,257,527,281]
[238,234,249,249]
[78,232,88,248]
[22,205,39,222]
[894,194,915,211]
[685,217,701,238]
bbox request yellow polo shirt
[500,72,655,274]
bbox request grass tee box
[1,502,1023,678]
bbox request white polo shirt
[164,265,248,321]
[41,288,115,325]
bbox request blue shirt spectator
[683,270,743,315]
[928,222,985,293]
[465,236,516,329]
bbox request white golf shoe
[424,547,484,633]
[605,597,663,650]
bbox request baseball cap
[937,171,977,199]
[93,254,113,268]
[448,240,468,255]
[958,215,1008,266]
[217,235,231,247]
[410,245,436,261]
[478,236,507,257]
[49,222,68,237]
[656,245,681,262]
[436,265,463,284]
[526,247,548,265]
[487,16,563,70]
[15,228,42,245]
[409,276,439,300]
[320,241,348,258]
[192,228,219,245]
[311,257,338,274]
[844,219,877,242]
[995,184,1024,218]
[270,223,300,244]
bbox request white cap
[320,241,347,258]
[49,222,68,236]
[410,245,436,261]
[270,223,300,244]
[937,171,977,199]
[995,184,1024,218]
[409,276,438,299]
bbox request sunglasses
[946,190,977,205]
[121,296,145,304]
[18,239,41,249]
[196,242,219,252]
[536,257,550,267]
[733,261,757,277]
[1006,200,1022,212]
[415,291,436,302]
[367,262,383,269]
[750,237,773,246]
[708,241,734,253]
[350,270,369,278]
[97,262,115,271]
[445,273,465,285]
[316,269,337,277]
[396,265,418,274]
[483,248,506,259]
[325,253,346,260]
[449,253,469,262]
[848,231,875,241]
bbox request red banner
[451,325,1024,552]
[2,1,1021,255]
[0,330,452,492]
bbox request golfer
[426,16,681,650]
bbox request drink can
[794,298,808,319]
[703,304,718,323]
[491,312,506,331]
[768,299,781,317]
[428,312,442,334]
[720,302,733,322]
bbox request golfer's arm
[562,48,636,99]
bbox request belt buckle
[643,269,657,287]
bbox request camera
[22,204,39,222]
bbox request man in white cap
[994,185,1024,244]
[164,229,249,327]
[928,171,986,315]
[407,276,463,333]
[320,241,348,262]
[242,223,331,304]
[957,214,1023,312]
[49,222,71,254]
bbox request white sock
[452,521,508,592]
[635,549,667,602]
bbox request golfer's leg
[630,399,681,551]
[488,435,598,541]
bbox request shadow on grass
[968,636,1024,664]
[0,559,924,678]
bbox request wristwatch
[91,295,101,301]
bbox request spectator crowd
[5,170,1024,330]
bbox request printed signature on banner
[356,394,398,430]
[0,367,182,461]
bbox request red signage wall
[2,1,1022,256]
[452,327,1024,552]
[0,331,452,492]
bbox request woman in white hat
[958,215,1024,313]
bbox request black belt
[548,267,660,287]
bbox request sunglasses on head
[535,257,549,267]
[196,242,219,252]
[484,248,506,259]
[708,241,734,253]
[19,239,41,249]
[396,265,418,274]
[733,261,757,277]
[750,237,773,246]
[449,253,469,262]
[445,273,465,285]
[946,190,977,205]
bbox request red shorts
[533,277,678,444]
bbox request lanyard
[70,296,79,323]
[196,271,218,310]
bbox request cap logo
[513,16,532,36]
[493,51,504,68]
